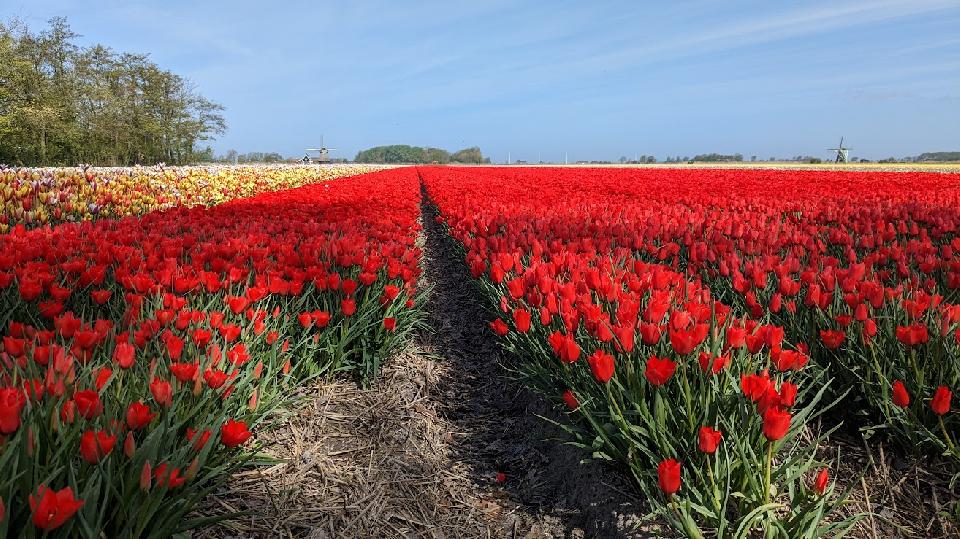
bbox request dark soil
[417,185,649,538]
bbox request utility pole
[564,152,568,165]
[508,152,511,165]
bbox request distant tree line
[354,145,490,164]
[212,150,286,164]
[914,152,960,162]
[691,153,744,163]
[0,17,226,166]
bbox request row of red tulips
[0,168,424,537]
[421,166,959,537]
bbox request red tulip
[341,298,357,317]
[698,426,723,453]
[698,351,729,375]
[512,308,531,333]
[891,380,910,408]
[126,401,156,430]
[644,356,676,386]
[779,381,798,408]
[0,387,27,434]
[741,370,772,402]
[562,389,579,410]
[204,368,228,389]
[154,463,187,489]
[29,485,84,530]
[383,317,397,331]
[186,427,213,451]
[548,331,581,364]
[113,342,136,368]
[79,429,117,463]
[819,329,846,350]
[73,390,103,419]
[762,407,791,441]
[169,362,199,383]
[221,418,252,448]
[225,295,249,314]
[657,458,681,496]
[587,349,615,383]
[814,468,829,495]
[150,377,173,407]
[931,386,952,416]
[490,318,509,336]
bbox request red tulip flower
[548,331,581,364]
[588,349,615,383]
[814,468,829,495]
[341,298,357,317]
[645,356,677,386]
[29,485,84,530]
[931,386,952,416]
[657,458,681,496]
[0,387,27,434]
[114,342,136,368]
[169,362,199,383]
[383,317,397,331]
[762,407,792,441]
[79,430,117,463]
[562,389,579,410]
[891,380,910,408]
[221,418,252,448]
[698,426,723,454]
[512,308,531,333]
[150,377,173,407]
[73,390,103,420]
[126,401,156,430]
[779,381,798,408]
[490,318,509,336]
[818,329,846,350]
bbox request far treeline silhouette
[354,145,490,164]
[0,18,225,167]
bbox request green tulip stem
[763,441,773,505]
[939,416,956,454]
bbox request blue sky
[8,0,960,161]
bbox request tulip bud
[124,432,136,458]
[140,461,152,491]
[185,457,200,480]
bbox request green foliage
[692,153,744,163]
[916,152,960,162]
[0,17,225,167]
[354,145,489,164]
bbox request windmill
[304,135,337,164]
[828,137,852,163]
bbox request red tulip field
[1,164,959,537]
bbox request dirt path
[195,181,646,538]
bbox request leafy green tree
[0,17,225,166]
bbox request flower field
[421,166,960,536]
[0,167,423,537]
[1,163,959,537]
[0,164,388,230]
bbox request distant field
[488,161,960,173]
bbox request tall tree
[0,17,225,166]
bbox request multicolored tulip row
[0,168,423,537]
[421,166,960,537]
[0,164,390,230]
